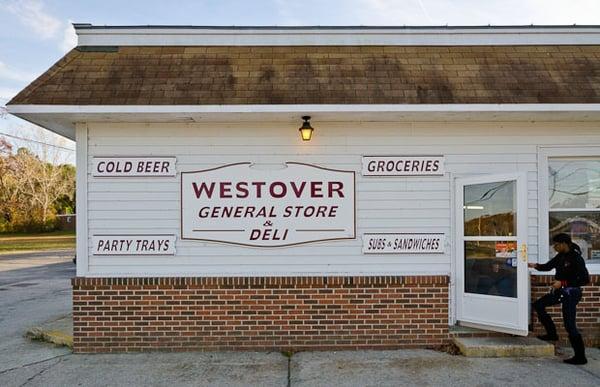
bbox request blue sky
[1,0,599,163]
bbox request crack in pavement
[0,353,69,377]
[286,355,291,387]
[18,357,63,387]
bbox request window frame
[538,146,600,273]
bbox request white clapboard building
[7,25,600,352]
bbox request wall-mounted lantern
[299,116,314,141]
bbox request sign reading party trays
[181,162,356,247]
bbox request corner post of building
[75,122,88,277]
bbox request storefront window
[549,158,600,262]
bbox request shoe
[564,356,587,365]
[564,334,587,365]
[536,334,558,341]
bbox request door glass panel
[464,181,516,236]
[464,241,517,298]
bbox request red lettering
[290,181,306,198]
[269,182,287,198]
[236,182,249,198]
[192,182,215,199]
[310,182,323,197]
[328,181,344,198]
[251,182,266,198]
[220,182,232,198]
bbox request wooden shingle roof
[8,45,600,105]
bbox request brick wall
[530,275,600,347]
[72,276,449,353]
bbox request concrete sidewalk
[291,349,600,386]
[14,313,600,386]
[1,348,598,387]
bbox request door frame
[454,172,530,336]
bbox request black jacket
[536,250,590,287]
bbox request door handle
[519,243,528,262]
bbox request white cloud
[3,0,62,40]
[0,61,37,83]
[0,86,21,103]
[60,21,77,53]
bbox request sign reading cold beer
[181,162,355,247]
[362,156,444,176]
[93,157,176,177]
[92,234,176,255]
[362,233,445,254]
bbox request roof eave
[9,103,600,141]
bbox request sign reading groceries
[362,156,444,176]
[181,162,355,247]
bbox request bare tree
[0,133,75,231]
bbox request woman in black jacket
[528,233,590,365]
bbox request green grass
[0,231,75,253]
[0,230,75,238]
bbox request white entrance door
[455,173,529,336]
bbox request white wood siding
[83,121,600,277]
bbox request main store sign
[92,234,176,255]
[181,162,355,247]
[362,156,445,176]
[93,157,176,177]
[362,233,445,254]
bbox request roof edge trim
[8,104,600,115]
[73,25,600,46]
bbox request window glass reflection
[464,241,517,298]
[549,159,600,209]
[464,181,516,237]
[549,211,600,262]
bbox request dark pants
[533,287,582,336]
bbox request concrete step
[26,313,73,349]
[453,336,554,358]
[449,325,508,337]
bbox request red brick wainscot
[72,275,449,353]
[530,275,600,347]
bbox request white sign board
[181,162,355,247]
[93,157,176,177]
[362,233,445,254]
[362,156,445,176]
[92,235,176,255]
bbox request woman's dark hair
[552,233,582,254]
